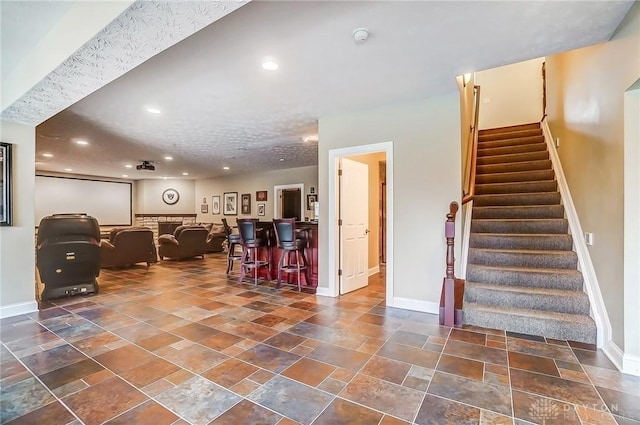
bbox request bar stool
[221,218,242,275]
[236,218,271,285]
[272,218,308,291]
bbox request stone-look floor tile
[230,378,261,396]
[312,397,383,425]
[558,368,591,384]
[4,400,75,425]
[111,322,163,343]
[414,393,480,425]
[38,358,104,389]
[584,364,640,396]
[487,340,506,349]
[575,405,618,425]
[443,340,507,367]
[120,358,180,388]
[290,345,315,357]
[199,331,244,351]
[507,338,577,363]
[5,330,62,353]
[210,399,282,424]
[154,343,228,373]
[93,344,156,374]
[379,416,410,425]
[137,332,183,351]
[222,345,246,357]
[238,344,301,373]
[480,410,512,425]
[510,368,605,409]
[20,344,87,376]
[388,330,428,348]
[104,400,179,425]
[427,371,512,416]
[449,328,487,346]
[307,343,371,371]
[53,321,105,343]
[484,371,510,386]
[545,338,570,347]
[360,355,411,385]
[437,354,484,381]
[596,385,640,422]
[0,377,56,423]
[507,331,546,342]
[142,379,174,398]
[486,363,509,376]
[63,376,147,425]
[317,378,346,395]
[249,368,276,384]
[264,332,307,351]
[71,332,123,357]
[0,358,27,381]
[231,322,279,342]
[84,368,115,385]
[403,365,434,391]
[340,374,424,422]
[252,314,287,327]
[282,357,336,387]
[376,342,439,370]
[512,390,581,424]
[248,376,333,425]
[52,379,89,398]
[1,321,48,343]
[398,322,450,339]
[201,358,258,388]
[509,350,560,377]
[172,322,220,342]
[277,418,301,425]
[165,369,195,385]
[155,376,241,425]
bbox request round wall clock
[162,188,180,205]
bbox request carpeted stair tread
[478,142,547,157]
[471,218,568,234]
[475,180,557,195]
[473,192,561,207]
[476,169,555,184]
[476,150,549,166]
[472,205,565,219]
[466,264,583,290]
[468,248,578,269]
[478,135,545,150]
[477,160,552,175]
[478,129,543,142]
[470,233,573,250]
[465,282,591,315]
[479,123,541,135]
[462,302,596,344]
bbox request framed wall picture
[212,195,221,214]
[0,142,12,226]
[306,194,317,210]
[201,203,208,213]
[223,192,238,215]
[241,193,251,214]
[162,188,180,205]
[256,190,268,202]
[257,203,266,216]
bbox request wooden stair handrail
[462,85,481,204]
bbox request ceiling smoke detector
[136,160,156,171]
[353,27,369,43]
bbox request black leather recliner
[36,214,101,300]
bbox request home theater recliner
[36,213,101,300]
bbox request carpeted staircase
[463,123,596,344]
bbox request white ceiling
[7,1,636,180]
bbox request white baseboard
[368,265,380,276]
[603,340,625,372]
[314,287,334,297]
[0,301,38,319]
[388,297,439,314]
[623,353,640,376]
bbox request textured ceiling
[3,1,635,180]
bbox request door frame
[273,183,305,219]
[327,141,393,303]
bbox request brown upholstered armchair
[199,223,226,253]
[158,225,209,260]
[100,227,157,268]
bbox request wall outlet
[555,137,560,148]
[584,232,594,246]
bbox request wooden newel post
[443,202,458,327]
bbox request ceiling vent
[136,160,156,171]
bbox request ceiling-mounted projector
[136,161,155,171]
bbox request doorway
[327,141,393,303]
[273,183,305,220]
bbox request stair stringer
[541,118,612,352]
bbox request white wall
[476,57,545,129]
[195,166,318,223]
[546,2,640,368]
[319,95,461,309]
[0,120,37,317]
[134,179,196,215]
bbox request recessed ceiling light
[146,107,161,114]
[182,172,189,176]
[279,158,285,162]
[75,140,88,145]
[262,60,279,71]
[42,153,53,158]
[303,135,318,143]
[164,156,173,161]
[162,176,168,180]
[64,168,72,172]
[125,164,133,168]
[122,174,128,178]
[223,166,230,170]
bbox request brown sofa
[200,223,226,253]
[100,227,157,268]
[158,225,209,260]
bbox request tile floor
[1,254,639,425]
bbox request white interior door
[339,157,369,294]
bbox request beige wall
[134,179,196,215]
[195,166,318,223]
[348,152,386,270]
[0,120,37,314]
[476,57,545,129]
[546,2,640,349]
[319,95,461,306]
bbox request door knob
[364,229,370,234]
